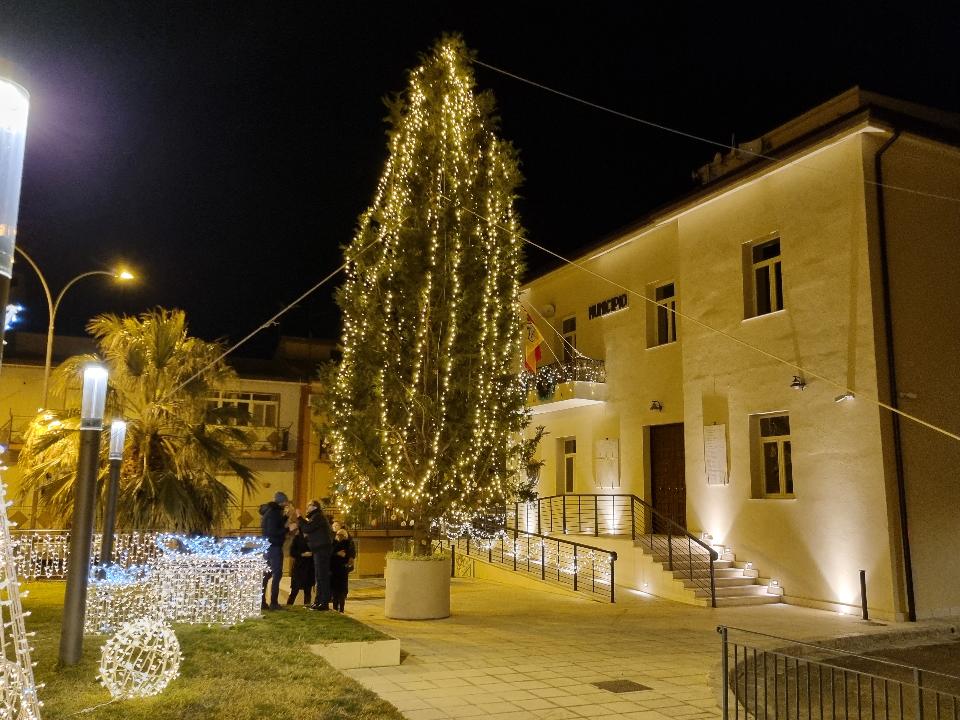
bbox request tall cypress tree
[328,36,527,550]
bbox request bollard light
[109,420,127,460]
[81,365,109,430]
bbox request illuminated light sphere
[99,618,182,699]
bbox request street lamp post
[59,364,108,666]
[99,419,127,568]
[0,76,30,369]
[13,246,134,409]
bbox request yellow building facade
[521,89,960,621]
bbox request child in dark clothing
[286,527,315,606]
[330,529,353,613]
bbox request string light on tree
[326,35,533,547]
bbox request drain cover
[592,679,651,693]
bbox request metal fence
[719,626,960,720]
[508,494,717,606]
[447,530,617,602]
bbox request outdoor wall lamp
[789,376,806,391]
[650,400,663,411]
[834,391,855,403]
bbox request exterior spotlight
[834,391,855,403]
[116,269,135,281]
[790,376,806,391]
[650,400,663,411]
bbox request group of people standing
[260,492,356,613]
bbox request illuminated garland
[328,36,528,540]
[521,357,607,398]
[98,618,182,699]
[0,482,42,719]
[13,531,163,581]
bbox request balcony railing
[523,358,607,413]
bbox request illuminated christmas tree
[328,36,527,549]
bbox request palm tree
[18,309,257,533]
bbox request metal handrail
[508,494,718,607]
[718,624,960,720]
[448,528,618,603]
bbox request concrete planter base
[385,556,451,619]
[309,638,401,669]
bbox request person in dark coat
[296,499,332,610]
[260,491,289,610]
[285,526,315,606]
[330,528,352,613]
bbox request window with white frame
[206,391,280,428]
[561,315,577,364]
[752,413,793,498]
[653,281,678,346]
[746,237,784,317]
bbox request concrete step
[670,568,744,580]
[695,584,772,598]
[712,594,782,607]
[683,576,757,589]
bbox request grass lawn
[24,582,405,720]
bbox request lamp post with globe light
[13,245,134,409]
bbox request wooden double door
[650,423,686,533]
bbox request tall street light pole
[0,76,30,370]
[13,246,134,409]
[59,364,108,666]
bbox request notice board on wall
[703,424,728,486]
[594,438,620,488]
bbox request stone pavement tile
[655,703,713,717]
[497,688,539,702]
[376,693,433,712]
[636,697,688,709]
[514,697,562,711]
[485,712,540,720]
[473,701,523,714]
[601,700,653,713]
[514,679,552,689]
[431,677,476,688]
[621,712,674,720]
[404,709,448,720]
[442,705,492,719]
[395,680,439,691]
[417,687,476,701]
[534,709,582,720]
[530,686,574,699]
[465,673,503,685]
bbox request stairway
[643,545,781,607]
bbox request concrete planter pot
[384,555,451,620]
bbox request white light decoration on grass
[98,618,181,699]
[0,482,43,720]
[84,565,156,635]
[153,535,267,626]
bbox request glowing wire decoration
[0,483,43,719]
[84,565,156,635]
[152,535,267,626]
[98,618,181,699]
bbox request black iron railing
[507,493,718,606]
[718,625,960,720]
[447,530,617,603]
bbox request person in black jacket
[330,528,352,613]
[296,499,332,610]
[285,526,315,606]
[260,491,289,610]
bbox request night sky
[1,3,958,356]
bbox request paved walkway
[342,577,916,720]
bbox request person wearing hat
[260,491,290,610]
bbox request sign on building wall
[594,438,620,488]
[588,293,628,320]
[703,424,728,486]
